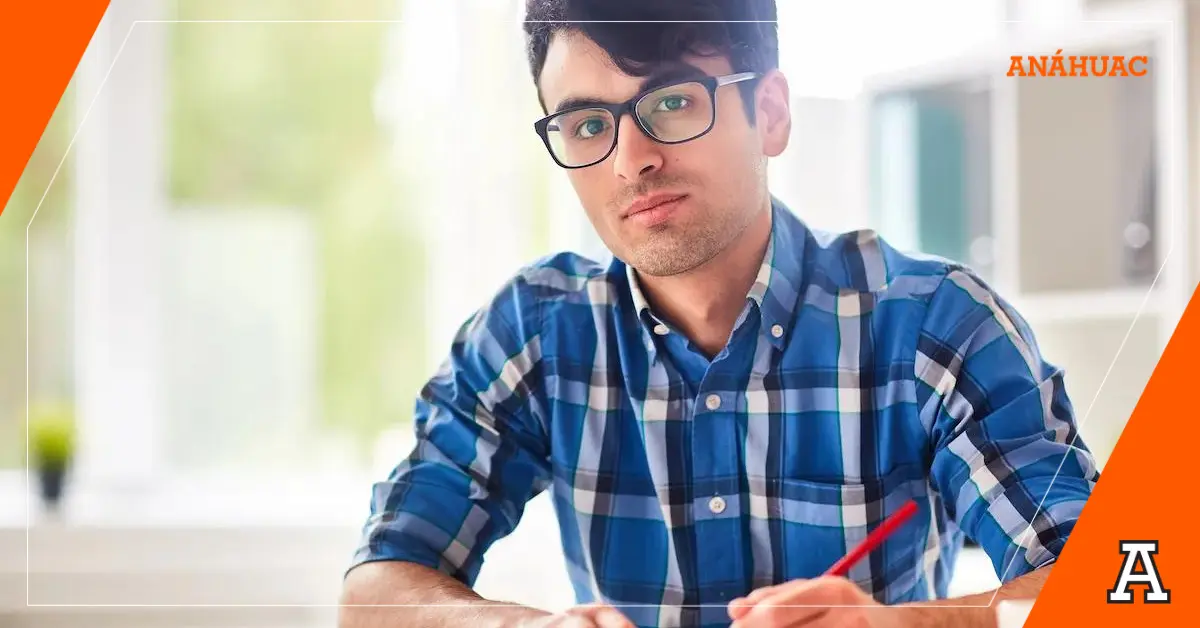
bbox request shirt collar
[625,196,807,352]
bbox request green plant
[27,401,75,469]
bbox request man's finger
[568,603,634,628]
[730,579,812,613]
[552,616,597,628]
[592,607,635,628]
[731,602,829,628]
[728,580,797,619]
[733,577,861,627]
[754,590,828,623]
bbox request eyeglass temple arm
[716,71,760,86]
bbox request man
[339,1,1099,626]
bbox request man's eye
[574,118,609,139]
[654,95,691,112]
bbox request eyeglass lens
[544,81,715,167]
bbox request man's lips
[622,193,688,219]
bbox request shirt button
[705,394,721,410]
[771,324,784,338]
[653,323,669,336]
[708,496,727,514]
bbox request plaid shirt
[352,199,1099,628]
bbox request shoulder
[481,250,624,331]
[802,225,1024,332]
[514,251,618,302]
[803,225,960,299]
[444,251,619,363]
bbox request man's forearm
[893,564,1051,628]
[338,561,551,628]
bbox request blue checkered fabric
[351,199,1099,628]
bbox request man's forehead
[538,32,632,109]
[538,31,732,112]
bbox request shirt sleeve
[917,267,1100,583]
[347,276,552,586]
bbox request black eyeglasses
[533,72,761,169]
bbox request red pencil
[824,499,919,578]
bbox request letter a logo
[1108,540,1170,603]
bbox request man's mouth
[622,193,689,219]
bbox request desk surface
[3,487,1002,611]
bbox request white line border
[20,14,1180,613]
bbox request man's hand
[519,604,636,628]
[727,576,900,628]
[727,567,1049,628]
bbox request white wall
[770,96,868,232]
[71,0,166,489]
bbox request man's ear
[756,69,791,157]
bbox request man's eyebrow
[550,64,708,114]
[553,95,611,113]
[638,65,707,91]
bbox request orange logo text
[1007,50,1149,77]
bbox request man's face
[537,32,784,277]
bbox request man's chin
[625,244,712,278]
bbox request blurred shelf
[859,1,1186,355]
[1011,287,1162,323]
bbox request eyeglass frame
[532,71,762,170]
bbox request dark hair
[523,0,779,119]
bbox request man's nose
[611,114,663,181]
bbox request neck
[636,204,773,359]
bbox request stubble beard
[626,201,757,277]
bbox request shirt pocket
[763,465,927,600]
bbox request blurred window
[0,89,74,469]
[0,0,1005,474]
[162,0,558,475]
